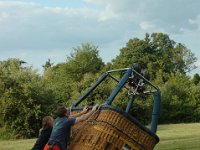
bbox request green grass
[0,139,35,150]
[0,127,13,140]
[0,123,200,150]
[154,123,200,150]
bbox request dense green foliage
[0,59,56,138]
[0,34,199,138]
[112,33,196,77]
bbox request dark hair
[42,116,53,129]
[55,106,68,117]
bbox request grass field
[0,123,200,150]
[154,123,200,150]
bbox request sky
[0,0,200,75]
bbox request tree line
[0,33,200,138]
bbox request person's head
[55,106,70,118]
[42,116,54,129]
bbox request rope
[70,104,153,150]
[88,119,146,150]
[71,103,106,137]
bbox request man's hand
[92,104,99,112]
[75,104,99,123]
[82,106,88,114]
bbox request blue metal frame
[71,67,161,133]
[125,94,135,113]
[72,72,108,107]
[106,68,132,105]
[151,90,161,133]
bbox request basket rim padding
[71,104,159,143]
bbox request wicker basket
[69,106,159,150]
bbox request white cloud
[171,14,200,57]
[0,48,70,73]
[0,0,139,57]
[191,59,200,75]
[83,0,200,32]
[0,0,200,74]
[139,21,156,30]
[189,19,196,25]
[0,12,9,19]
[98,5,118,21]
[195,59,200,67]
[0,1,106,50]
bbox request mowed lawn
[0,123,200,150]
[154,123,200,150]
[0,138,35,150]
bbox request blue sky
[0,0,200,75]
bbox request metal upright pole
[125,94,135,113]
[72,72,108,107]
[106,68,132,105]
[151,90,161,133]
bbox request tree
[65,43,104,81]
[41,43,105,106]
[42,59,54,71]
[0,59,56,138]
[112,33,197,80]
[172,43,197,73]
[41,63,73,105]
[111,33,198,124]
[190,84,200,121]
[160,73,197,123]
[192,73,200,85]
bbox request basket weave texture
[69,109,158,150]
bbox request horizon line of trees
[0,32,200,138]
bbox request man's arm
[70,106,88,118]
[75,104,99,123]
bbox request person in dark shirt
[44,104,99,150]
[32,116,54,150]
